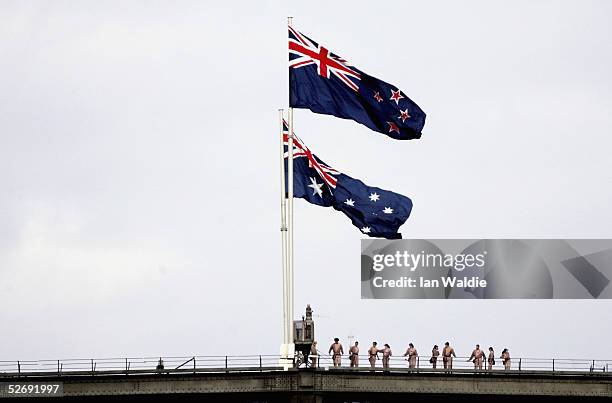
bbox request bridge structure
[1,355,611,402]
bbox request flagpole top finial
[287,16,293,26]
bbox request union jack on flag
[283,120,339,188]
[288,26,361,92]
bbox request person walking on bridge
[487,347,495,370]
[501,348,511,370]
[368,342,379,369]
[349,341,360,368]
[442,342,456,370]
[310,341,319,368]
[469,344,485,370]
[379,344,392,369]
[403,343,418,368]
[329,338,344,367]
[430,345,440,369]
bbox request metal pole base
[279,343,296,370]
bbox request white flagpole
[287,108,294,346]
[278,109,288,346]
[287,16,295,349]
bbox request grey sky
[1,0,611,361]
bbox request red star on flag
[373,91,383,102]
[390,89,404,105]
[387,121,400,134]
[398,109,411,122]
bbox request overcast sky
[1,0,611,363]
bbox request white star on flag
[369,192,380,202]
[383,207,394,214]
[361,226,371,234]
[308,177,324,197]
[344,198,355,207]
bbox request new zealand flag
[289,26,426,140]
[283,122,413,239]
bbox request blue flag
[283,122,413,239]
[289,26,426,140]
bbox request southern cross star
[344,198,355,207]
[308,177,324,197]
[390,89,404,105]
[369,192,380,202]
[383,207,394,214]
[387,121,400,134]
[361,226,371,234]
[398,109,411,123]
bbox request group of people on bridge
[311,338,512,371]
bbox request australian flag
[289,26,426,140]
[283,122,413,239]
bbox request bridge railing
[0,354,611,377]
[0,355,284,376]
[312,354,612,373]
